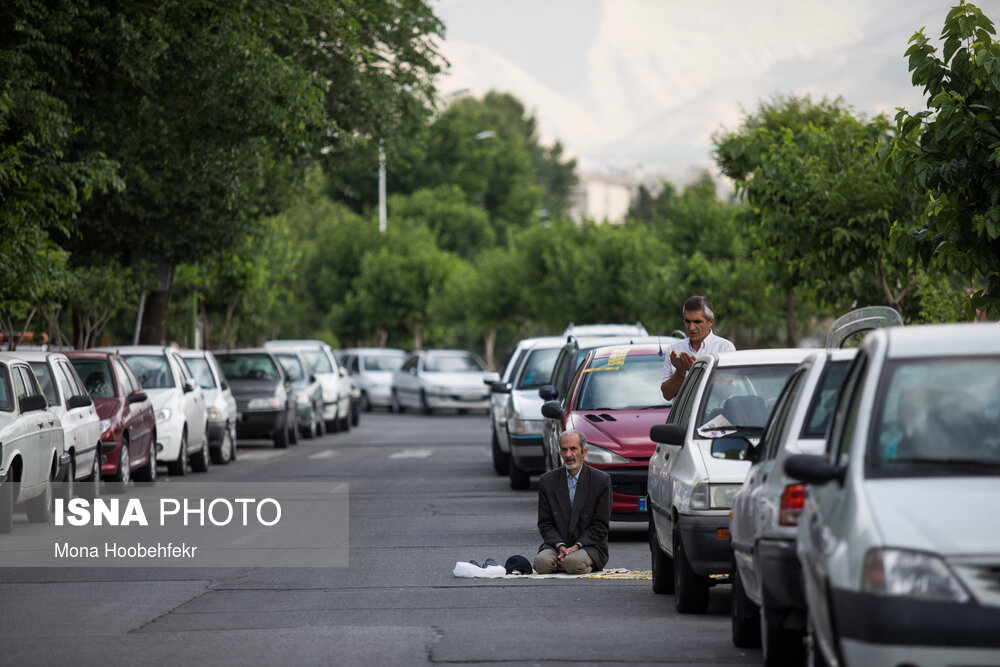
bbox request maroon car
[541,343,672,521]
[65,351,157,487]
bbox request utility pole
[378,143,387,233]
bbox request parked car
[265,340,352,432]
[98,345,210,476]
[487,336,564,479]
[786,323,1000,667]
[540,343,675,514]
[66,350,157,488]
[729,348,856,662]
[15,350,103,499]
[562,322,649,338]
[215,349,297,448]
[272,348,325,439]
[179,349,238,464]
[647,348,812,613]
[390,349,498,414]
[340,347,407,412]
[0,353,65,532]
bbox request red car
[540,343,672,521]
[65,351,157,487]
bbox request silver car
[391,349,497,414]
[180,349,238,464]
[340,347,406,412]
[786,323,1000,667]
[273,348,325,439]
[729,348,855,663]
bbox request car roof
[94,344,172,355]
[213,348,275,356]
[516,336,567,349]
[6,350,67,362]
[710,348,816,367]
[416,349,476,356]
[872,322,1000,359]
[562,323,649,337]
[341,347,406,355]
[588,343,672,359]
[0,352,33,365]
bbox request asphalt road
[0,411,762,666]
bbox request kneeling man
[534,430,612,574]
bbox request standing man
[534,430,611,575]
[660,295,735,401]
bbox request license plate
[639,496,647,512]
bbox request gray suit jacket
[536,464,612,570]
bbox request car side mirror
[309,374,317,384]
[784,454,846,486]
[650,423,685,446]
[220,380,229,391]
[183,379,196,393]
[482,371,500,384]
[490,381,512,394]
[538,384,558,401]
[541,400,563,420]
[339,367,347,378]
[67,394,93,409]
[127,391,148,404]
[19,394,48,413]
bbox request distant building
[568,173,633,224]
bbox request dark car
[541,343,673,520]
[65,350,157,488]
[214,349,297,448]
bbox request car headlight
[432,385,451,395]
[99,418,112,435]
[206,407,221,420]
[296,393,311,406]
[509,417,544,435]
[690,483,742,510]
[862,548,970,602]
[154,408,171,424]
[248,397,282,410]
[584,443,630,465]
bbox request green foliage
[388,186,495,259]
[885,0,1000,318]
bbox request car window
[72,359,116,398]
[548,348,573,397]
[216,354,280,381]
[170,352,192,383]
[365,354,403,372]
[113,359,135,395]
[0,366,11,411]
[12,366,28,400]
[696,364,796,430]
[828,353,869,465]
[277,353,305,381]
[124,354,175,389]
[800,359,852,439]
[516,348,560,390]
[184,356,217,389]
[870,357,1000,475]
[400,355,418,372]
[29,361,59,406]
[761,367,805,460]
[59,360,87,397]
[576,352,671,410]
[302,349,333,373]
[423,354,483,372]
[17,366,42,398]
[668,363,704,429]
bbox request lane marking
[235,450,287,460]
[308,450,337,460]
[389,448,433,459]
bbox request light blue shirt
[567,468,579,505]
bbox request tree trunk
[411,323,423,351]
[139,289,171,345]
[785,289,796,348]
[485,328,497,369]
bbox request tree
[388,186,495,260]
[884,0,1000,318]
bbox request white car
[391,349,498,414]
[0,354,65,532]
[340,347,406,412]
[729,348,856,662]
[180,349,238,464]
[562,322,649,338]
[99,346,209,476]
[786,323,1000,667]
[264,340,352,432]
[647,348,812,613]
[15,351,102,499]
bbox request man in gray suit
[534,430,612,574]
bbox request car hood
[227,379,281,398]
[143,388,180,411]
[866,478,1000,556]
[511,390,545,419]
[574,409,670,458]
[420,372,489,388]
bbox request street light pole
[378,142,387,233]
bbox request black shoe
[483,558,500,568]
[468,560,481,568]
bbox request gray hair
[560,430,588,451]
[683,295,715,321]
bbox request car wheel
[509,460,530,490]
[211,428,233,465]
[303,408,318,439]
[25,463,55,522]
[229,426,238,461]
[168,431,189,476]
[673,528,710,613]
[761,602,805,667]
[135,440,157,483]
[288,412,299,444]
[191,433,211,473]
[391,390,403,414]
[80,447,101,499]
[649,519,675,594]
[731,554,762,648]
[361,391,372,412]
[419,390,432,415]
[0,472,13,534]
[351,398,359,426]
[273,420,289,449]
[340,406,351,432]
[316,413,326,437]
[109,439,131,493]
[491,429,509,476]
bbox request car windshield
[71,359,115,398]
[576,352,671,411]
[363,354,404,371]
[28,361,58,406]
[423,354,483,372]
[872,358,1000,476]
[184,357,216,389]
[517,348,560,389]
[123,354,174,389]
[301,349,333,373]
[277,353,306,381]
[801,360,852,438]
[696,364,796,431]
[216,354,280,381]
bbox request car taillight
[779,484,806,526]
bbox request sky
[431,0,1000,177]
